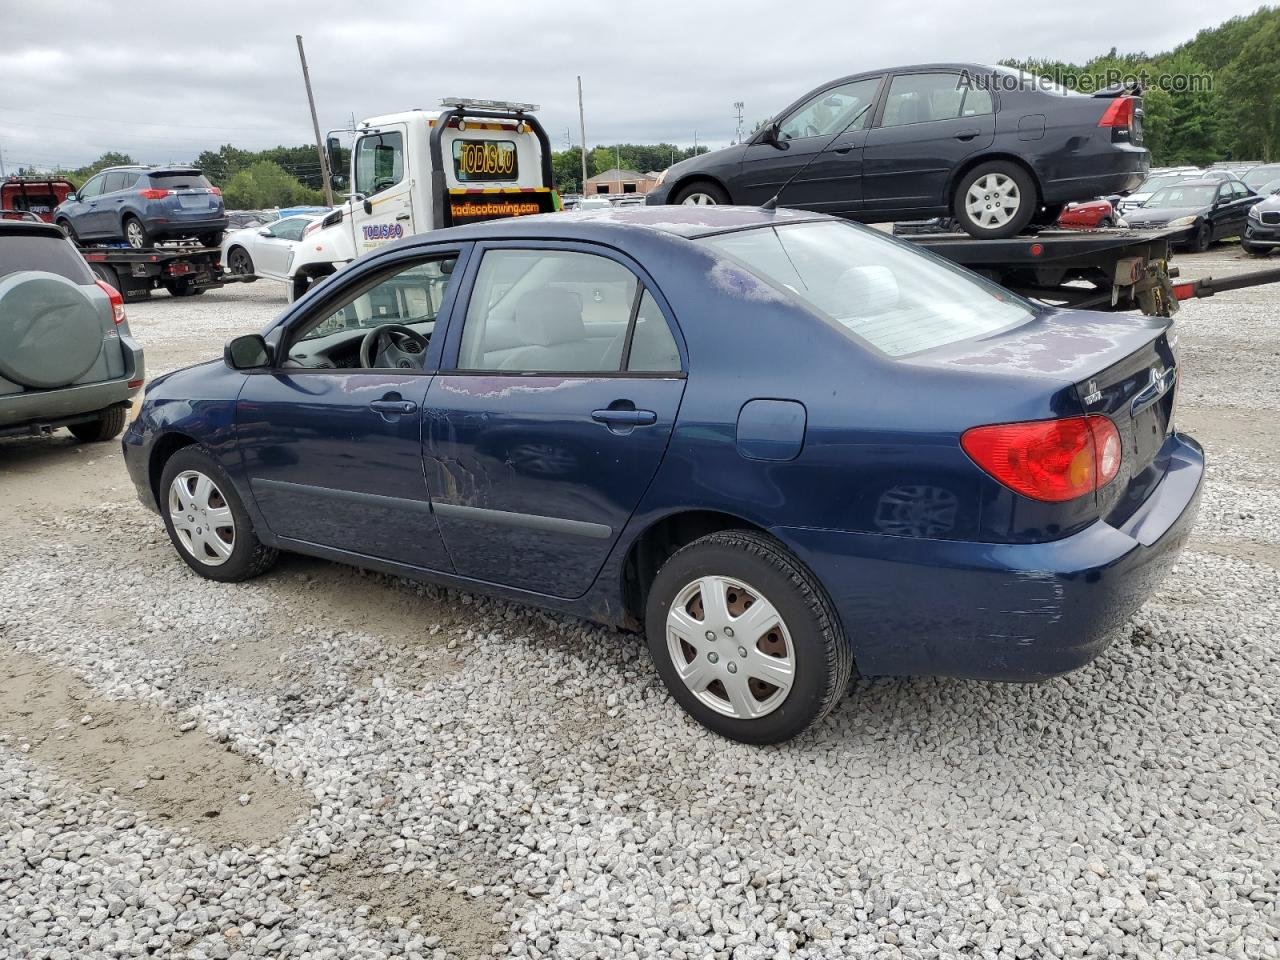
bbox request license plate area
[178,193,206,209]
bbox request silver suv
[0,219,144,441]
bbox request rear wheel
[123,216,151,249]
[68,407,127,443]
[199,231,223,248]
[952,161,1037,239]
[1097,216,1115,229]
[227,246,257,281]
[671,180,730,206]
[159,447,278,582]
[644,530,852,744]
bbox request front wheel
[159,447,278,582]
[56,218,81,246]
[1189,221,1212,253]
[227,246,257,281]
[644,530,852,744]
[952,162,1037,239]
[671,180,730,206]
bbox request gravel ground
[1,247,1277,959]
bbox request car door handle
[395,214,411,221]
[954,129,982,141]
[370,399,417,415]
[591,408,657,426]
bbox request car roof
[0,219,67,239]
[397,205,828,246]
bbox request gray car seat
[499,287,620,371]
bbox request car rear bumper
[0,337,143,433]
[778,432,1203,681]
[1040,147,1148,204]
[144,216,228,236]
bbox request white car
[221,214,321,282]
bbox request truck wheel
[159,447,279,583]
[200,231,224,248]
[123,216,151,249]
[227,247,257,282]
[89,264,122,294]
[952,161,1037,239]
[671,180,730,206]
[56,217,81,245]
[644,529,853,744]
[165,279,204,297]
[68,407,127,443]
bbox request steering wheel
[359,324,429,369]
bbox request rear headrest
[835,265,899,313]
[514,287,585,347]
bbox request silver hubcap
[681,193,718,206]
[666,576,795,720]
[126,221,145,247]
[965,173,1020,228]
[168,470,235,566]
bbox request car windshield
[1136,173,1193,194]
[1244,165,1280,189]
[699,222,1034,357]
[1145,185,1216,208]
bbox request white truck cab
[287,98,559,301]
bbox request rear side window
[147,172,212,190]
[882,73,986,126]
[0,234,94,283]
[627,291,680,372]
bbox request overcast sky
[0,0,1265,173]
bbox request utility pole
[296,34,334,207]
[0,141,6,179]
[733,101,745,145]
[577,76,588,195]
[693,130,699,154]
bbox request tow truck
[77,243,245,302]
[898,223,1280,316]
[288,97,559,301]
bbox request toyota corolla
[123,207,1202,744]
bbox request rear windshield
[700,222,1033,357]
[147,172,211,190]
[0,234,94,283]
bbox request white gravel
[1,248,1278,959]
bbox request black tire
[159,447,279,583]
[1032,203,1065,226]
[952,161,1037,239]
[1097,217,1115,229]
[1189,221,1212,253]
[56,217,81,246]
[67,406,127,443]
[670,180,731,206]
[644,529,853,744]
[200,231,224,248]
[123,216,151,249]
[227,246,257,282]
[165,279,204,298]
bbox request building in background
[584,169,662,195]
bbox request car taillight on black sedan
[962,415,1122,502]
[1098,95,1143,145]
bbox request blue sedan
[123,207,1202,744]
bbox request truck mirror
[326,136,342,177]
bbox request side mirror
[225,334,271,370]
[258,228,273,237]
[65,192,78,202]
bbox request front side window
[354,131,405,196]
[778,77,881,141]
[295,257,455,347]
[268,217,310,241]
[881,73,978,126]
[78,174,104,199]
[700,222,1034,357]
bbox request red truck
[1,176,75,223]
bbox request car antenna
[761,101,875,212]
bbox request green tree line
[1005,5,1280,164]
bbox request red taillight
[1098,97,1135,128]
[139,188,172,200]
[208,186,222,196]
[95,279,126,325]
[961,415,1122,502]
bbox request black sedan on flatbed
[647,63,1148,240]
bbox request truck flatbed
[79,244,249,302]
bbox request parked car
[1243,191,1280,256]
[2,176,75,222]
[221,214,323,282]
[54,166,227,249]
[646,63,1149,239]
[575,197,614,210]
[1242,163,1280,193]
[1123,178,1262,251]
[1057,198,1120,229]
[1114,168,1202,216]
[0,219,144,441]
[123,207,1200,744]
